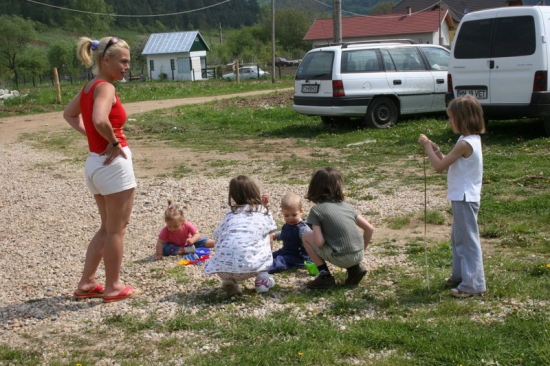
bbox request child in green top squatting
[301,167,374,289]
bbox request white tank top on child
[447,134,482,202]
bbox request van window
[341,49,381,72]
[455,16,536,59]
[295,51,334,80]
[387,48,426,71]
[454,19,494,59]
[493,16,535,57]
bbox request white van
[446,6,550,133]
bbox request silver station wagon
[293,41,450,128]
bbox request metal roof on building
[142,31,210,55]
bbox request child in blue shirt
[268,192,312,274]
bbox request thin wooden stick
[423,154,430,291]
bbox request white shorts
[85,146,137,195]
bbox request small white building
[142,31,211,81]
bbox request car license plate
[301,84,319,93]
[456,89,487,99]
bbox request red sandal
[73,284,105,299]
[103,285,141,303]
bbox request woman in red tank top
[63,36,140,303]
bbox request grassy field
[2,82,550,365]
[0,78,295,118]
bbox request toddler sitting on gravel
[155,200,214,261]
[268,192,311,274]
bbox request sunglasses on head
[103,37,120,58]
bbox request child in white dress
[204,175,277,296]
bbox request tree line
[0,1,313,87]
[1,0,392,36]
[0,0,393,88]
[0,0,262,33]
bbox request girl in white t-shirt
[204,175,276,296]
[418,94,487,298]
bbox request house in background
[142,31,210,81]
[392,0,542,41]
[303,10,454,47]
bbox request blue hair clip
[91,40,100,51]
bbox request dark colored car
[274,57,295,67]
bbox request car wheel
[365,97,398,129]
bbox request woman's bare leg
[102,188,136,297]
[76,194,107,292]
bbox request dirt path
[0,88,294,177]
[0,89,292,144]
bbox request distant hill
[0,0,394,34]
[0,0,262,31]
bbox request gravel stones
[0,142,448,362]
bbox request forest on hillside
[0,0,393,87]
[1,0,391,32]
[1,0,263,31]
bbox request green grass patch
[0,345,40,365]
[386,216,411,230]
[103,314,157,333]
[0,79,293,118]
[421,209,446,225]
[166,265,191,284]
[159,310,550,365]
[6,85,550,365]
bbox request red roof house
[304,10,454,47]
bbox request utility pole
[271,0,276,83]
[333,0,342,43]
[438,0,442,45]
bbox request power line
[25,0,231,17]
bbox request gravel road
[0,91,449,364]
